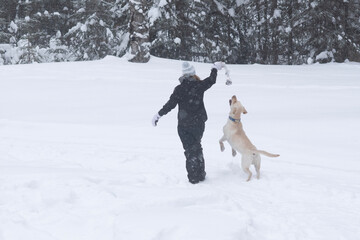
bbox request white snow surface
[1,56,360,240]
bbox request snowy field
[1,56,360,240]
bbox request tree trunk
[128,0,150,63]
[270,0,278,64]
[287,0,294,65]
[343,0,350,61]
[263,0,269,63]
[255,0,262,63]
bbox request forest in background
[1,0,360,65]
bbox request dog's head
[229,95,247,117]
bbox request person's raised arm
[200,62,225,91]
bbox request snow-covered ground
[1,57,360,240]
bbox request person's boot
[185,151,202,184]
[198,151,206,182]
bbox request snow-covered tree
[128,0,150,62]
[110,0,131,57]
[149,0,184,60]
[46,31,70,62]
[150,0,250,64]
[0,18,11,43]
[1,0,360,65]
[13,15,45,63]
[17,38,43,64]
[65,0,120,61]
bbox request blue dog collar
[229,116,241,123]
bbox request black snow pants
[177,123,206,184]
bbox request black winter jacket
[158,68,217,126]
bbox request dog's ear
[243,107,248,114]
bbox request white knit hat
[182,61,196,76]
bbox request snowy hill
[1,57,360,240]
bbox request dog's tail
[254,150,280,158]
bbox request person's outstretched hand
[152,113,161,126]
[213,61,225,71]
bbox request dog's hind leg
[219,135,226,152]
[255,162,260,179]
[242,155,252,181]
[244,168,252,181]
[241,154,253,181]
[253,155,261,179]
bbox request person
[152,61,225,184]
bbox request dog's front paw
[220,142,225,152]
[232,149,237,157]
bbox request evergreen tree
[0,0,18,23]
[110,0,131,57]
[281,0,305,64]
[1,0,360,65]
[15,14,45,63]
[150,0,249,63]
[0,16,10,43]
[128,0,150,62]
[64,0,120,60]
[46,30,70,62]
[18,38,43,64]
[296,0,360,63]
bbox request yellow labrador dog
[219,95,279,181]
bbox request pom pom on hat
[182,61,196,76]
